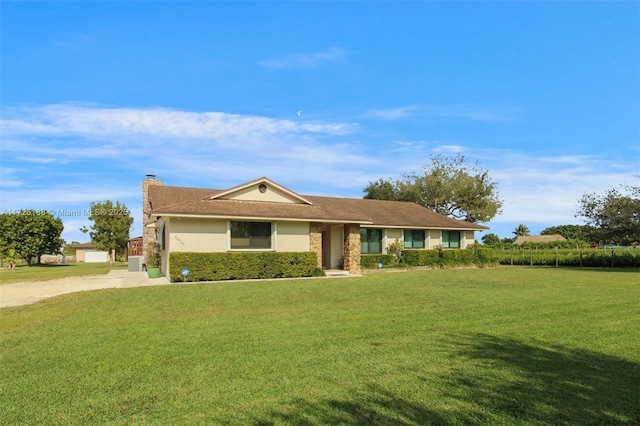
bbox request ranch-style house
[142,176,489,277]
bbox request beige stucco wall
[165,218,311,253]
[168,217,228,252]
[385,229,403,253]
[465,231,476,247]
[276,221,310,251]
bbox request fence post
[579,249,583,267]
[611,250,615,268]
[555,246,559,267]
[530,249,533,266]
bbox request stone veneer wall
[343,223,361,274]
[142,177,163,261]
[309,222,324,269]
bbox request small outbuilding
[72,242,109,263]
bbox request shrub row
[518,239,591,250]
[362,247,498,269]
[495,248,640,268]
[169,251,323,282]
[362,247,640,269]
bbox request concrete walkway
[0,270,171,308]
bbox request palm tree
[513,224,530,237]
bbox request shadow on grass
[253,334,639,425]
[11,264,72,268]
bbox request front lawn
[1,267,638,424]
[0,262,127,284]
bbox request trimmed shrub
[362,247,499,270]
[401,249,441,267]
[169,251,321,282]
[361,254,396,269]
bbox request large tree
[540,224,596,242]
[512,224,530,237]
[481,233,501,246]
[364,153,503,223]
[81,200,134,259]
[0,210,64,266]
[576,183,640,246]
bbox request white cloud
[0,167,25,188]
[258,47,346,69]
[480,150,635,225]
[2,103,635,242]
[1,104,355,142]
[364,106,419,120]
[364,104,510,121]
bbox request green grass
[1,267,638,425]
[0,262,128,284]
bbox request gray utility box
[128,256,145,272]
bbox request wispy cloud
[258,47,346,69]
[1,104,355,140]
[365,104,510,121]
[0,103,370,241]
[2,103,634,243]
[365,106,420,120]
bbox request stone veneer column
[343,223,361,274]
[309,222,324,269]
[142,176,163,261]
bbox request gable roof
[209,177,314,205]
[514,234,566,245]
[148,178,489,231]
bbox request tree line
[363,155,638,247]
[0,200,133,268]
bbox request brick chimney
[142,175,163,260]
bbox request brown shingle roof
[149,183,489,231]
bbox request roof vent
[146,174,156,179]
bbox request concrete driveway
[0,270,171,308]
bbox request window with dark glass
[361,228,382,254]
[230,221,272,249]
[403,230,425,248]
[442,230,460,248]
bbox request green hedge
[169,251,323,282]
[494,248,640,268]
[362,247,498,269]
[360,254,396,269]
[363,246,640,269]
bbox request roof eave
[150,212,373,224]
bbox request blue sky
[1,1,638,244]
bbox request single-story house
[514,234,566,245]
[142,176,489,276]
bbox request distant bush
[494,247,640,268]
[169,251,322,282]
[519,239,590,250]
